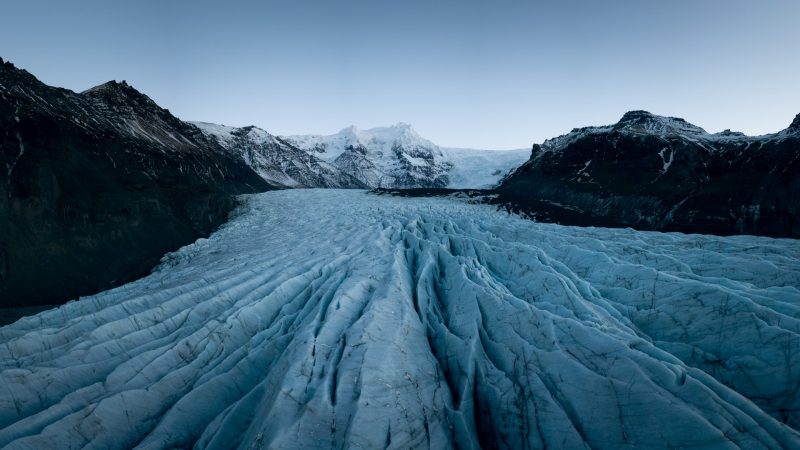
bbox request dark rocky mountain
[192,122,366,188]
[0,58,272,308]
[495,110,800,238]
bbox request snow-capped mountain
[191,122,366,188]
[284,123,451,188]
[0,58,271,308]
[284,123,528,189]
[2,190,798,448]
[496,110,800,238]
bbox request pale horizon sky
[2,0,799,149]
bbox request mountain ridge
[0,58,272,307]
[495,109,800,237]
[191,121,366,188]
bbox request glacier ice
[1,190,799,449]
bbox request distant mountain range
[193,121,529,189]
[495,110,800,237]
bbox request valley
[2,190,798,449]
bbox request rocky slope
[0,58,272,308]
[496,110,800,238]
[284,124,528,189]
[192,122,366,188]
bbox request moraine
[1,190,799,449]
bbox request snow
[283,123,449,188]
[191,122,363,188]
[286,123,435,163]
[658,147,674,173]
[6,132,26,184]
[1,190,798,449]
[285,124,530,189]
[190,121,239,144]
[191,121,280,148]
[574,159,592,181]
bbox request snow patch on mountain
[658,147,674,173]
[1,190,798,449]
[190,121,248,147]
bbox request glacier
[1,190,799,449]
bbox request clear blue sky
[2,0,799,149]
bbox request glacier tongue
[1,190,799,449]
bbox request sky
[1,0,799,149]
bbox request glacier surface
[1,190,799,449]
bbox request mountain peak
[82,80,165,114]
[615,110,706,135]
[0,57,42,86]
[82,79,131,94]
[619,110,656,122]
[340,125,360,134]
[618,110,690,125]
[715,129,746,138]
[338,123,416,136]
[790,113,800,130]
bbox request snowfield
[1,190,799,449]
